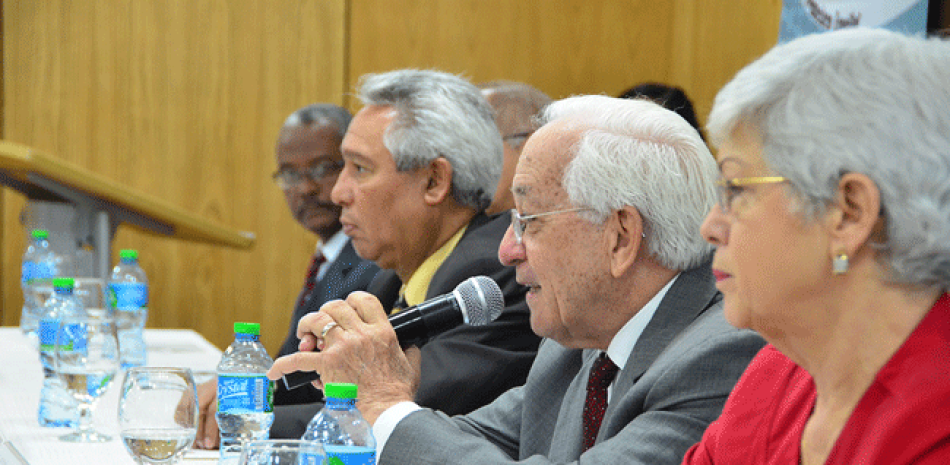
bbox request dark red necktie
[295,252,326,309]
[582,353,619,451]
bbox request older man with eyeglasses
[267,95,765,464]
[194,103,381,448]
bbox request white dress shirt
[315,229,348,282]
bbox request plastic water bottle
[37,277,83,427]
[216,322,275,463]
[20,230,61,345]
[109,249,148,369]
[302,383,377,465]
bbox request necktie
[582,353,619,451]
[295,252,326,310]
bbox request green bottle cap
[31,229,49,240]
[119,249,139,260]
[52,277,75,289]
[234,322,261,335]
[324,383,358,399]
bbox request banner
[779,0,929,42]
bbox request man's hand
[193,378,220,449]
[267,291,420,424]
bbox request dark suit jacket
[379,262,766,465]
[367,211,541,416]
[269,240,379,438]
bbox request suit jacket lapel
[302,241,362,313]
[614,261,719,392]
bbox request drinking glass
[74,278,110,319]
[238,440,326,465]
[118,367,198,465]
[53,316,119,442]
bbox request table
[0,327,223,464]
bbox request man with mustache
[194,104,381,448]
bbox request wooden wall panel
[2,0,347,350]
[3,0,785,354]
[347,0,782,138]
[669,0,783,134]
[347,0,676,106]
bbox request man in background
[194,104,380,447]
[478,80,552,215]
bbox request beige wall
[2,0,782,350]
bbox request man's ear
[423,157,454,205]
[826,172,883,256]
[607,206,644,278]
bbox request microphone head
[454,276,504,326]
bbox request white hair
[540,95,718,270]
[357,69,503,211]
[708,28,950,290]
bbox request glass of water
[118,367,198,465]
[53,315,119,442]
[238,440,326,465]
[74,278,110,319]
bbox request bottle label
[21,261,34,284]
[323,446,376,465]
[217,375,274,413]
[299,453,325,465]
[26,262,55,285]
[109,282,148,309]
[38,319,86,353]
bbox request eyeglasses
[502,131,533,146]
[716,176,788,213]
[510,207,593,244]
[272,160,344,190]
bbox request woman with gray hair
[682,29,950,464]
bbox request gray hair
[356,69,503,211]
[283,103,352,138]
[708,28,950,291]
[540,95,718,270]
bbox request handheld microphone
[280,275,504,390]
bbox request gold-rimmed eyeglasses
[510,207,593,245]
[716,176,788,213]
[272,160,344,190]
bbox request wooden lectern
[0,141,255,281]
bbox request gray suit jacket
[379,262,765,464]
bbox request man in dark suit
[194,104,379,448]
[323,69,538,418]
[268,96,765,464]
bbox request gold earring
[832,252,849,275]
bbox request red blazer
[683,293,950,465]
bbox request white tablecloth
[0,327,223,464]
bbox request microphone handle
[281,293,466,391]
[390,293,463,348]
